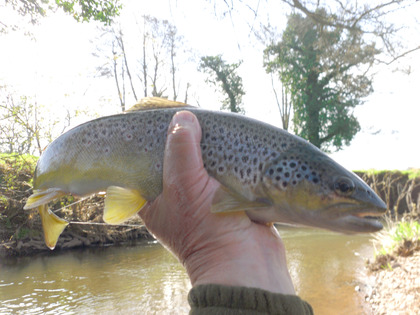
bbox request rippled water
[0,228,375,314]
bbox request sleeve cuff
[188,284,314,314]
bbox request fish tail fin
[38,205,69,250]
[24,188,64,210]
[103,186,147,225]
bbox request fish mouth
[330,205,387,233]
[316,202,387,233]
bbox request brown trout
[24,98,387,249]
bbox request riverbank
[362,249,420,314]
[360,218,420,314]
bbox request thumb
[163,111,205,188]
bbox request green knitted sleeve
[188,284,314,315]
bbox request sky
[0,0,419,170]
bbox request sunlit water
[0,228,375,314]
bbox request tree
[199,55,245,113]
[264,10,379,151]
[2,0,121,32]
[217,0,420,65]
[0,86,71,155]
[95,16,190,111]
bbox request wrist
[184,224,296,295]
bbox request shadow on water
[0,228,375,314]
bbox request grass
[355,168,420,180]
[0,153,38,166]
[369,218,420,271]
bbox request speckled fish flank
[24,98,387,249]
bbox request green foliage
[55,0,121,25]
[199,55,245,113]
[357,169,420,180]
[264,10,379,152]
[3,0,121,30]
[374,220,420,256]
[392,221,420,243]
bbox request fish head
[261,144,387,233]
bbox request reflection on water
[0,228,374,314]
[279,228,375,315]
[0,242,191,314]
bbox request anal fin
[38,205,69,250]
[103,186,147,224]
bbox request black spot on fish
[269,168,274,175]
[246,168,251,176]
[253,158,258,165]
[313,178,319,184]
[208,150,213,157]
[218,166,224,173]
[240,169,244,179]
[282,182,288,188]
[277,167,283,173]
[253,175,257,184]
[228,155,234,161]
[290,162,296,168]
[275,176,281,181]
[202,145,207,150]
[301,165,307,171]
[297,173,302,178]
[284,172,290,178]
[242,156,249,163]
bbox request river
[0,228,375,314]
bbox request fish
[24,97,387,249]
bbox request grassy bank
[368,218,420,271]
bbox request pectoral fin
[24,188,64,210]
[103,186,147,224]
[211,185,271,213]
[38,205,69,250]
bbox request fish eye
[334,177,355,196]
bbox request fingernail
[169,111,196,133]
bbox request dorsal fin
[126,97,193,112]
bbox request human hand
[138,111,295,295]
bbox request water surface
[0,228,374,314]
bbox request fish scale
[24,98,387,250]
